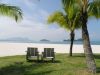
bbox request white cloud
[0,0,70,41]
[0,13,68,41]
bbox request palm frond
[47,11,71,30]
[62,0,81,20]
[88,0,100,18]
[72,13,82,30]
[0,4,23,22]
[62,0,75,8]
[47,0,82,32]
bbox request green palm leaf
[88,0,100,18]
[0,4,22,21]
[47,11,71,30]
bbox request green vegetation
[47,1,81,57]
[0,4,22,21]
[0,54,100,75]
[57,0,100,73]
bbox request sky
[0,0,100,42]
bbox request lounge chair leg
[52,58,54,63]
[41,56,44,62]
[37,56,39,62]
[26,55,29,62]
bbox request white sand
[0,42,100,57]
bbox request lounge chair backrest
[43,48,54,57]
[27,47,38,56]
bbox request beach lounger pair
[26,47,55,62]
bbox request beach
[0,42,100,57]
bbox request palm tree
[62,0,100,73]
[0,4,22,21]
[47,0,81,56]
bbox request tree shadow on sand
[0,60,61,75]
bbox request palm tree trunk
[81,12,96,74]
[69,30,75,56]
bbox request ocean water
[0,40,100,45]
[36,41,100,45]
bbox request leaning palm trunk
[82,12,96,74]
[69,30,75,56]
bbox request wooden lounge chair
[41,48,55,62]
[26,47,39,61]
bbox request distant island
[0,37,33,43]
[63,38,83,42]
[63,39,70,41]
[75,38,83,41]
[40,39,50,42]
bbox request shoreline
[0,41,100,45]
[0,42,100,57]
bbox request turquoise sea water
[0,40,100,45]
[35,41,100,45]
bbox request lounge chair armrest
[42,52,44,54]
[41,52,44,56]
[36,51,39,53]
[52,52,55,58]
[36,52,39,55]
[52,52,55,54]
